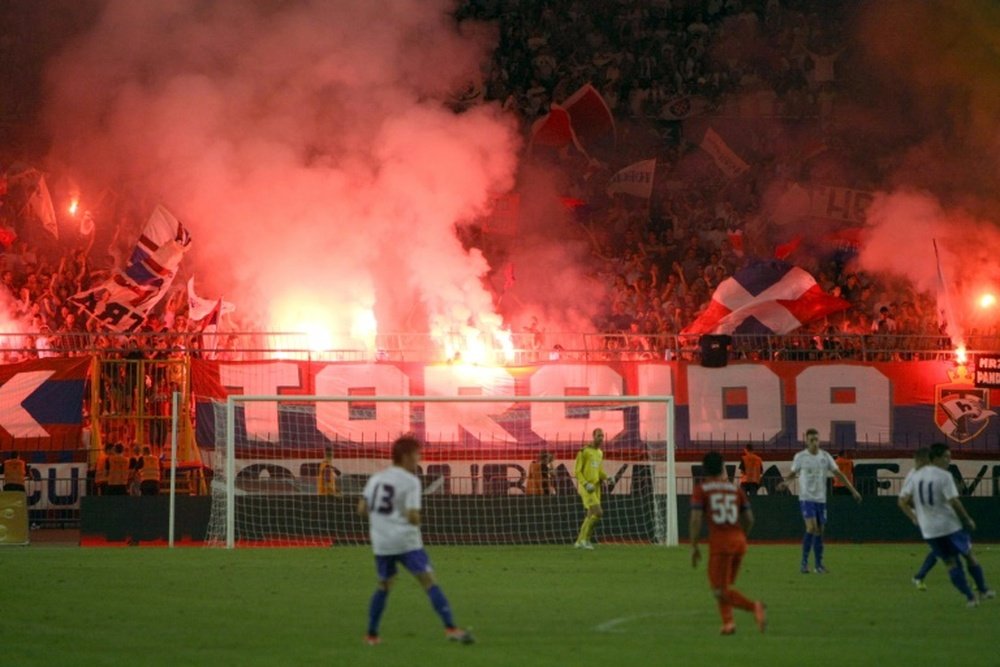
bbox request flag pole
[933,238,963,358]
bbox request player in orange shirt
[690,451,767,635]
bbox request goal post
[205,394,677,549]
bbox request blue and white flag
[683,260,849,336]
[71,205,191,332]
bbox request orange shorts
[707,549,746,590]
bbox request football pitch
[4,543,997,667]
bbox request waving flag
[606,159,656,198]
[774,236,802,260]
[682,260,849,336]
[72,205,190,332]
[187,277,236,322]
[562,84,615,149]
[701,128,749,177]
[124,205,191,288]
[29,174,59,239]
[530,104,580,151]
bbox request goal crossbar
[222,394,677,549]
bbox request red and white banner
[191,359,1000,453]
[701,128,749,177]
[606,159,656,199]
[0,357,90,451]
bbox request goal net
[203,394,676,548]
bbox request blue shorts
[799,501,827,524]
[926,531,972,560]
[374,549,432,581]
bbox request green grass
[2,544,997,666]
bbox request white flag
[701,128,749,177]
[606,159,656,199]
[30,175,59,239]
[187,277,236,321]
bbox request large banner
[191,359,1000,453]
[809,185,873,224]
[0,357,89,451]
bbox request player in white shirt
[899,443,994,607]
[777,428,861,574]
[358,435,474,645]
[904,448,938,590]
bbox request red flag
[774,236,802,260]
[530,105,579,150]
[562,84,615,149]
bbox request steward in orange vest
[526,451,555,495]
[105,444,132,496]
[739,445,764,496]
[139,446,161,496]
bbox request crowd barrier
[0,331,995,364]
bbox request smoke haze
[44,0,520,349]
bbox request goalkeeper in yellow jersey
[574,428,610,550]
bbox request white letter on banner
[423,366,515,443]
[219,363,301,441]
[636,365,673,441]
[528,365,625,441]
[314,364,410,442]
[796,366,890,443]
[687,365,782,442]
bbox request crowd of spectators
[465,0,844,129]
[0,0,993,364]
[459,0,979,358]
[0,174,245,361]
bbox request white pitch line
[594,611,698,634]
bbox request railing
[0,330,995,363]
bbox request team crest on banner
[935,365,996,443]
